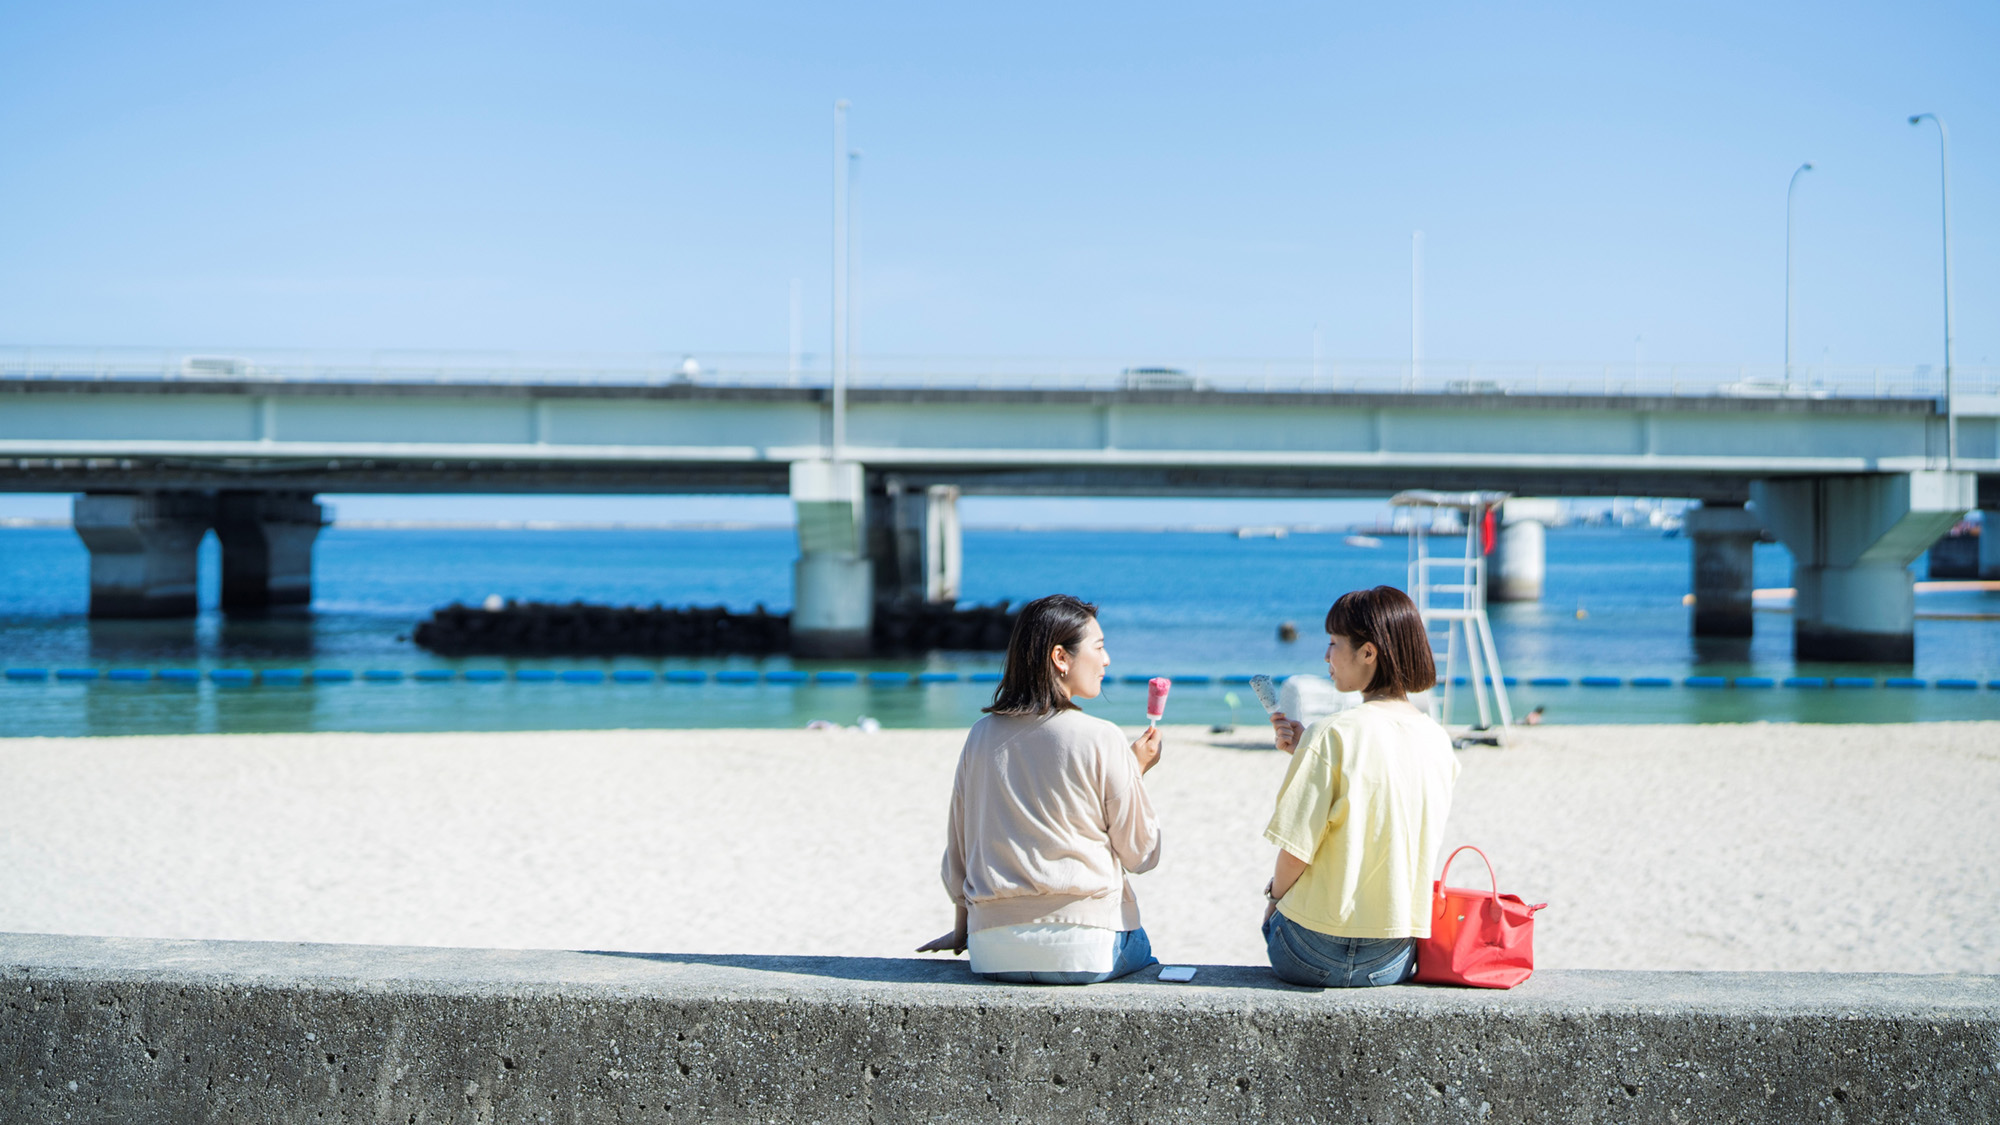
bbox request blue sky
[0,1,1992,524]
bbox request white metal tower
[1393,490,1515,735]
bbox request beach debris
[1212,690,1242,733]
[805,719,838,731]
[854,716,881,734]
[1146,678,1172,727]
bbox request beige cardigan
[941,709,1162,933]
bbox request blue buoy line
[2,668,1996,691]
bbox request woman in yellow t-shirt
[1263,585,1460,987]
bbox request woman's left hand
[917,929,967,955]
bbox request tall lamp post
[831,99,851,462]
[846,148,861,394]
[1410,230,1423,391]
[1908,113,1955,466]
[1785,162,1813,389]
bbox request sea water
[0,526,1994,734]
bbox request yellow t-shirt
[1264,702,1460,939]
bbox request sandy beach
[2,722,1996,974]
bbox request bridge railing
[0,346,1990,400]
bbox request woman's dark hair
[1323,585,1436,697]
[985,594,1099,716]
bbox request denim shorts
[1263,911,1416,988]
[976,927,1158,986]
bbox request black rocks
[411,599,1016,657]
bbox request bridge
[3,350,1996,661]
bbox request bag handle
[1438,844,1500,901]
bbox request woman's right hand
[1271,712,1304,755]
[1130,726,1162,773]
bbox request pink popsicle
[1146,677,1172,725]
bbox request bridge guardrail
[0,346,1990,400]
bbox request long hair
[984,594,1099,716]
[1323,585,1436,696]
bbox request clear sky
[0,2,1992,523]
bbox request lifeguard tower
[1391,490,1515,735]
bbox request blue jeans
[1263,911,1416,988]
[976,927,1158,986]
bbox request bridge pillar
[791,460,873,657]
[1489,499,1555,602]
[73,492,213,618]
[1750,471,1976,662]
[215,491,322,614]
[870,479,962,605]
[1685,503,1763,637]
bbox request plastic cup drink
[1146,677,1172,727]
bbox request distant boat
[1344,535,1384,549]
[1236,526,1289,539]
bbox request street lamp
[1785,162,1812,388]
[1908,113,1955,466]
[831,100,850,462]
[846,148,861,395]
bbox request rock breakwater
[411,600,1015,656]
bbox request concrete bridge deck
[3,932,1996,1123]
[2,375,1996,499]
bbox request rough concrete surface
[4,933,1997,1124]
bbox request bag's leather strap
[1439,844,1500,900]
[1437,846,1552,916]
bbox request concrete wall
[4,932,1997,1124]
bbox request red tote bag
[1413,845,1548,989]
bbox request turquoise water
[1,525,1996,734]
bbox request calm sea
[1,525,1995,734]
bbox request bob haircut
[985,594,1100,716]
[1323,585,1437,697]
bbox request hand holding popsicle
[1146,677,1172,727]
[1130,725,1161,773]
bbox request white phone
[1157,965,1198,982]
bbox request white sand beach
[2,722,1996,973]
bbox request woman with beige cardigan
[919,594,1164,984]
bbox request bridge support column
[870,479,962,606]
[73,493,213,618]
[1685,503,1763,637]
[215,491,322,614]
[1751,471,1976,662]
[792,460,873,657]
[1489,499,1554,602]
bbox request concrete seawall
[4,933,1997,1123]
